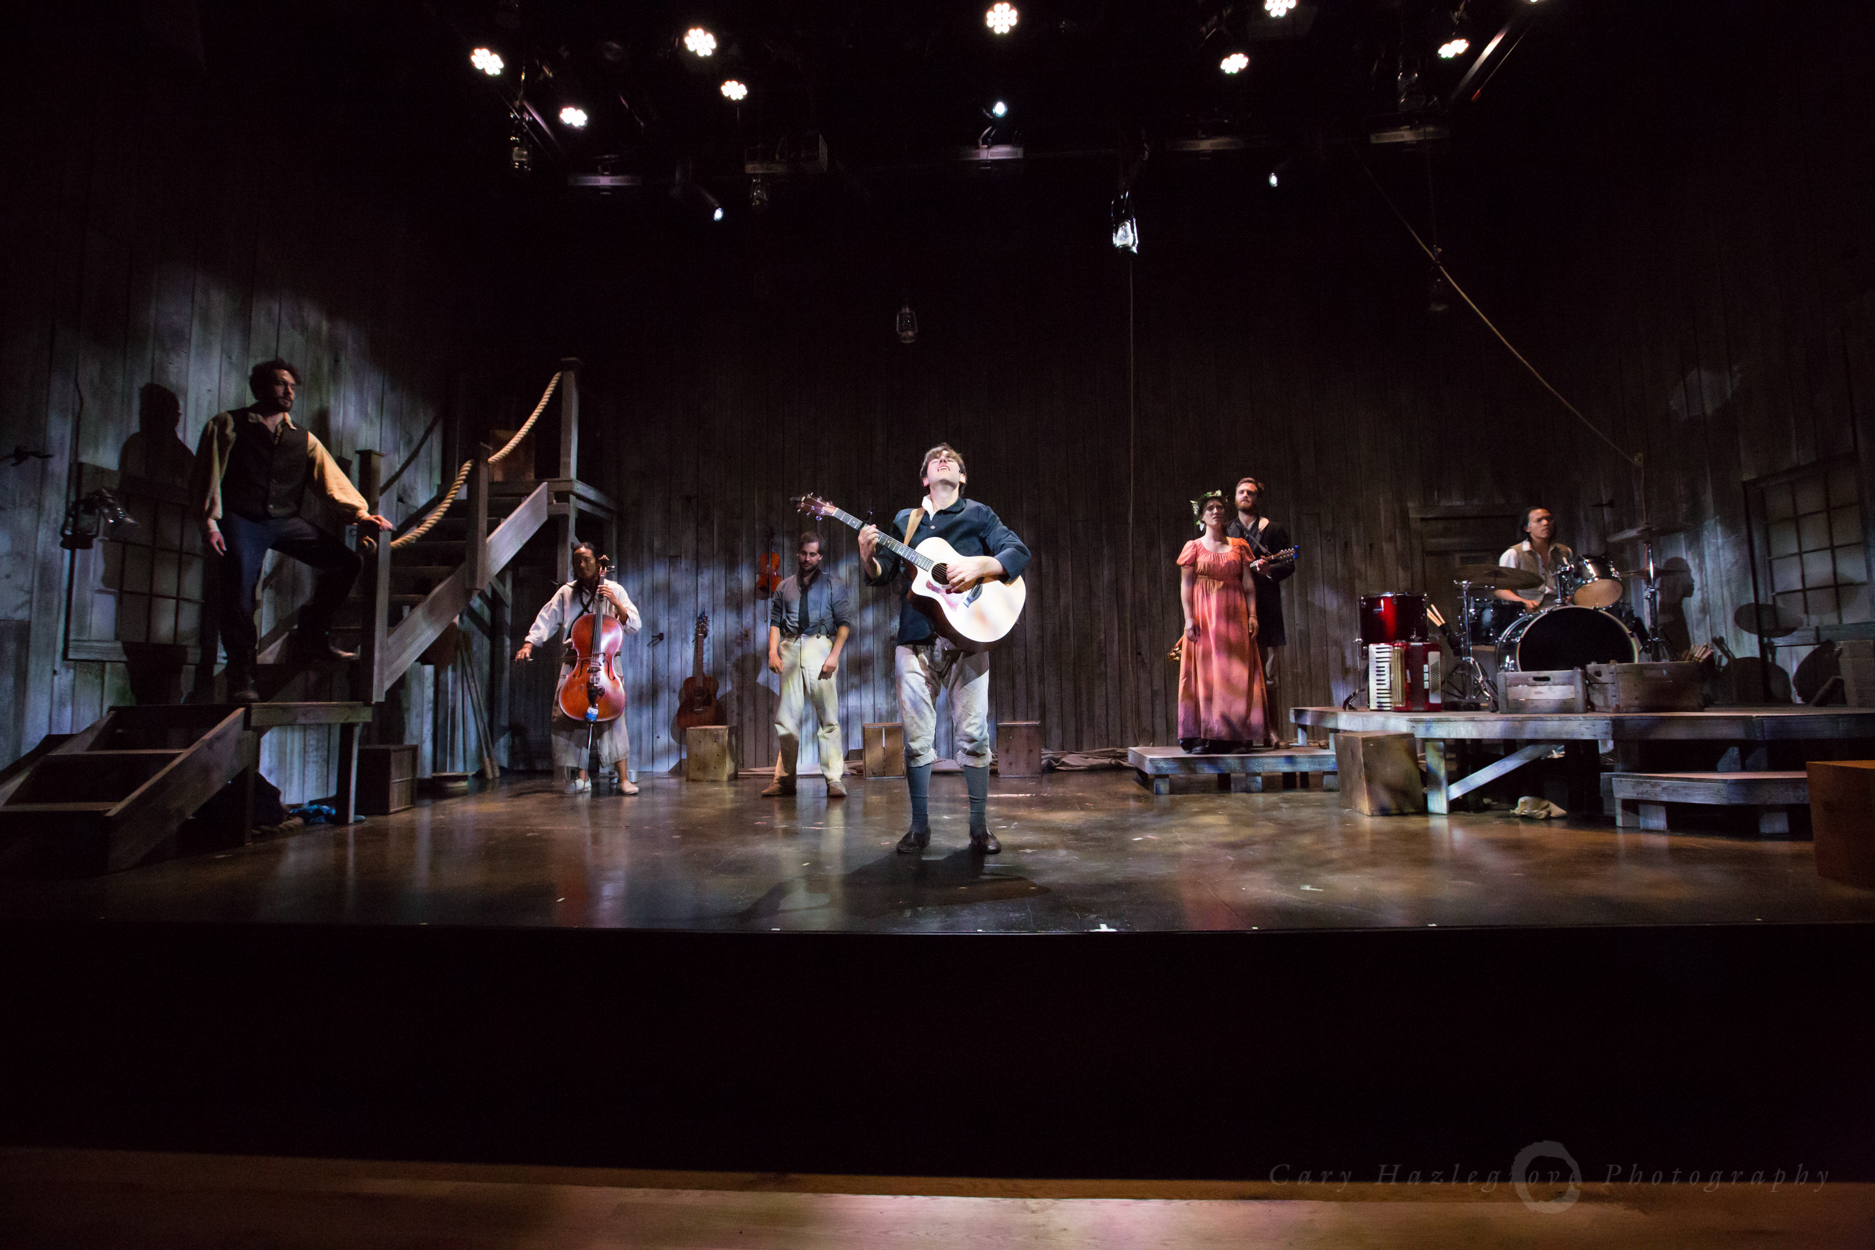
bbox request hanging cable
[1355,154,1642,469]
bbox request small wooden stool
[1333,731,1426,816]
[685,725,739,782]
[995,721,1043,777]
[863,723,905,778]
[357,744,417,815]
[1808,761,1875,887]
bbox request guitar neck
[824,505,935,573]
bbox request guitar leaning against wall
[673,611,725,736]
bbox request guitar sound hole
[930,563,949,587]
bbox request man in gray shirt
[762,531,852,797]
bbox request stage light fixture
[1264,0,1296,17]
[684,27,717,56]
[1269,171,1279,187]
[1438,37,1469,58]
[991,100,1007,118]
[749,177,768,210]
[896,304,918,344]
[721,79,748,100]
[986,3,1019,36]
[471,47,504,76]
[1220,51,1249,74]
[559,105,588,128]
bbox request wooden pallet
[1609,771,1809,834]
[1128,746,1338,795]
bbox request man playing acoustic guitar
[858,443,1030,855]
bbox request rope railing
[369,371,563,553]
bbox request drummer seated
[1498,506,1575,614]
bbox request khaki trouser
[773,635,844,782]
[896,641,993,769]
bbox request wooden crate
[1498,669,1586,714]
[1587,662,1704,712]
[995,721,1043,777]
[357,744,417,815]
[863,723,905,778]
[1809,760,1875,888]
[1333,731,1426,816]
[685,725,739,782]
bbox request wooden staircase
[0,362,600,875]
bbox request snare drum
[1565,553,1626,609]
[1497,605,1639,673]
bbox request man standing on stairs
[857,443,1030,856]
[761,531,851,800]
[514,542,643,795]
[191,359,393,704]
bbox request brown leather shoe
[760,777,796,797]
[825,777,847,798]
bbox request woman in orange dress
[1178,492,1268,753]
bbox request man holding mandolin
[857,443,1030,855]
[515,542,642,795]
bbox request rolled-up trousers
[896,641,992,769]
[773,635,843,782]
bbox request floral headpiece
[1189,490,1229,531]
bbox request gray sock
[963,764,989,831]
[907,763,932,830]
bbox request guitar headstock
[694,609,709,640]
[792,493,835,519]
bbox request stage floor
[3,771,1872,932]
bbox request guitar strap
[900,507,923,548]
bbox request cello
[555,556,629,725]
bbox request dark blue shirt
[864,497,1031,646]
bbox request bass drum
[1497,606,1639,673]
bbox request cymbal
[1609,521,1687,544]
[1452,563,1542,590]
[1732,602,1800,638]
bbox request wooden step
[1610,771,1809,834]
[1128,745,1339,795]
[391,565,457,581]
[5,749,184,806]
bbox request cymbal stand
[1639,536,1666,660]
[1450,580,1497,711]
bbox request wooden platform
[1294,706,1875,815]
[1610,771,1809,834]
[1128,746,1337,795]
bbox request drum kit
[1375,522,1684,710]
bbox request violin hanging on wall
[756,525,782,598]
[555,556,629,724]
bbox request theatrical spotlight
[1438,38,1470,59]
[986,3,1018,36]
[896,303,918,344]
[509,127,532,175]
[990,100,1008,118]
[1110,193,1139,254]
[672,160,724,221]
[1220,51,1249,74]
[1428,248,1452,314]
[749,176,769,211]
[471,47,504,76]
[1264,0,1296,17]
[684,27,716,56]
[559,105,588,128]
[721,79,748,101]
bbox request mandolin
[555,557,629,723]
[673,611,724,732]
[794,493,1025,652]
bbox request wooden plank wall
[0,47,458,799]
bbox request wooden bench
[1609,771,1809,834]
[1128,746,1337,795]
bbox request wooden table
[1292,707,1875,815]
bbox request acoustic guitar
[673,611,725,732]
[794,493,1025,652]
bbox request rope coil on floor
[372,371,563,553]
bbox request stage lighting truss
[559,106,588,128]
[986,3,1019,36]
[721,79,748,101]
[684,27,717,56]
[1220,51,1249,74]
[1437,37,1470,59]
[471,47,504,76]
